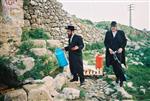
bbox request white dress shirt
[112,31,117,38]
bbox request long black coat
[104,30,127,67]
[65,34,84,75]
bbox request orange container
[96,54,103,69]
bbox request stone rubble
[2,72,134,101]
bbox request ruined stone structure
[24,0,103,43]
[0,0,103,55]
[0,0,24,55]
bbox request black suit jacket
[65,34,84,74]
[65,34,84,57]
[104,30,127,67]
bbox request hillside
[79,20,150,100]
[95,21,150,40]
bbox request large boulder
[46,40,63,48]
[42,76,59,97]
[107,75,116,80]
[20,57,35,75]
[11,56,35,76]
[22,57,35,69]
[53,94,66,101]
[117,87,132,99]
[4,89,27,101]
[126,82,133,88]
[23,84,53,101]
[31,40,46,48]
[104,87,115,95]
[62,88,80,100]
[53,73,67,90]
[30,48,52,56]
[42,76,54,89]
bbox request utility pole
[128,4,134,27]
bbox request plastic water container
[55,48,68,67]
[96,54,104,69]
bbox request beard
[68,33,72,38]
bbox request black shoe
[70,79,78,82]
[116,79,119,84]
[120,81,123,87]
[80,82,85,86]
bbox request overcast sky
[58,0,150,30]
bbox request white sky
[58,0,150,30]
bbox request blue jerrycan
[55,48,68,67]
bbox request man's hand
[109,48,113,54]
[118,48,123,53]
[62,48,65,51]
[71,46,79,51]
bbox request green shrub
[95,21,110,30]
[0,56,11,68]
[22,55,57,80]
[21,30,30,41]
[17,40,34,55]
[16,28,57,80]
[47,47,55,53]
[49,67,64,78]
[141,47,150,67]
[83,51,93,61]
[80,19,94,25]
[80,89,86,98]
[127,33,145,41]
[125,65,150,100]
[0,56,25,70]
[85,42,104,53]
[126,45,150,67]
[16,61,26,70]
[23,0,30,7]
[22,28,49,41]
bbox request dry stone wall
[0,0,103,55]
[0,0,24,56]
[24,0,104,44]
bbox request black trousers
[69,56,85,83]
[111,53,126,82]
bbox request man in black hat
[104,21,127,87]
[63,25,85,86]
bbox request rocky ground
[65,75,133,101]
[0,68,133,101]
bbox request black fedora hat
[65,25,76,31]
[111,21,117,27]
